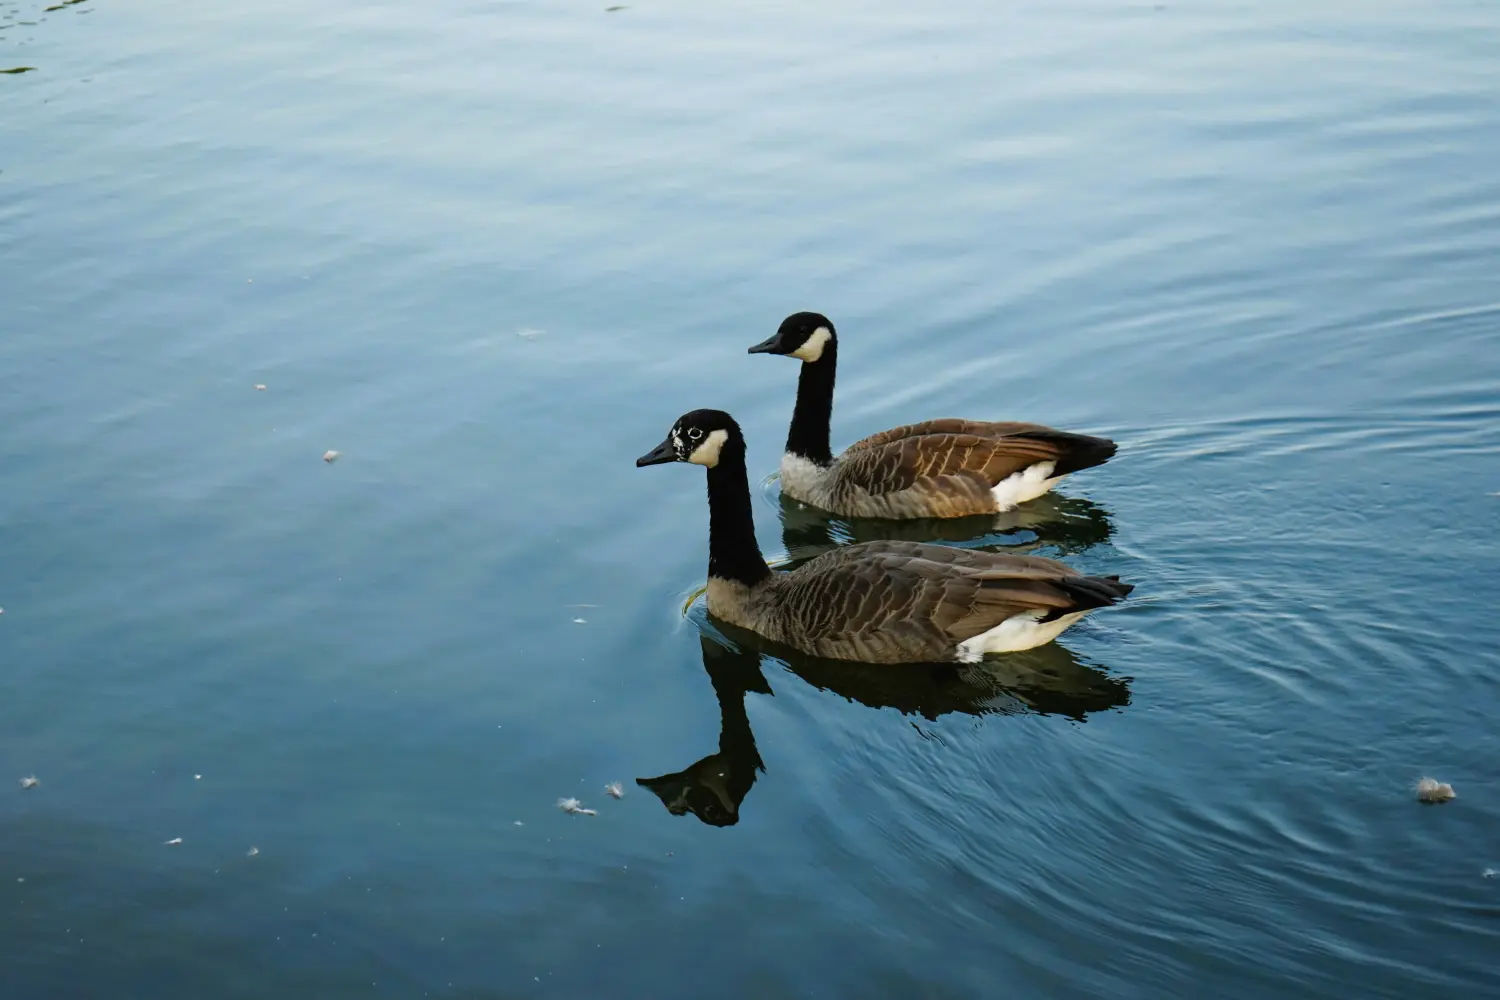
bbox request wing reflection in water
[638,627,1131,827]
[774,489,1115,565]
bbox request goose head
[747,311,836,364]
[636,409,743,469]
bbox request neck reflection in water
[636,634,770,828]
[637,625,1131,828]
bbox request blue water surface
[3,1,1499,997]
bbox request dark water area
[4,1,1499,996]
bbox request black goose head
[635,409,744,469]
[747,311,837,363]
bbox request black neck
[705,439,773,588]
[784,342,837,466]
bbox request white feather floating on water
[1415,777,1456,803]
[558,797,597,816]
[19,775,39,789]
[323,450,340,464]
[604,782,624,799]
[164,838,183,845]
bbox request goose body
[750,313,1118,519]
[636,409,1133,665]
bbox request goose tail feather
[1034,574,1134,622]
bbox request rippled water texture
[3,1,1499,996]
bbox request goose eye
[688,428,703,441]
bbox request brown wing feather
[844,419,1118,489]
[765,541,1107,662]
[846,419,1059,452]
[835,432,1063,498]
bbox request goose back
[708,539,1131,664]
[806,420,1117,519]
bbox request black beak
[747,333,784,355]
[636,437,678,467]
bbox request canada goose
[748,312,1119,519]
[636,409,1133,664]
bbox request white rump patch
[956,610,1086,661]
[990,461,1060,511]
[790,326,832,363]
[688,428,730,467]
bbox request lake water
[3,1,1499,996]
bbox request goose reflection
[636,633,770,827]
[774,489,1115,566]
[637,627,1131,827]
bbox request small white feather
[1415,777,1455,803]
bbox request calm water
[4,1,1499,996]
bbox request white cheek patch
[687,429,730,467]
[790,326,831,363]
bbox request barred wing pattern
[828,420,1118,518]
[759,541,1115,664]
